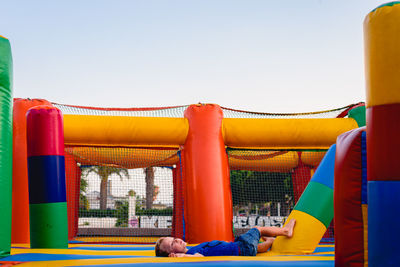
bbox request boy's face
[160,237,187,254]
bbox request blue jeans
[234,228,260,256]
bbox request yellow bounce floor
[0,241,334,267]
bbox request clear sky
[1,0,384,113]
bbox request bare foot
[284,219,296,238]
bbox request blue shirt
[186,240,239,256]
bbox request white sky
[1,0,384,113]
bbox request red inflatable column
[182,104,233,243]
[64,152,81,240]
[334,127,367,266]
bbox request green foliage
[128,190,136,197]
[115,201,129,227]
[79,209,117,217]
[81,177,88,193]
[230,170,252,206]
[136,208,173,216]
[79,194,89,210]
[79,177,89,210]
[113,200,173,227]
[230,170,293,206]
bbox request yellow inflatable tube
[66,147,179,168]
[229,151,299,172]
[63,115,358,150]
[222,118,358,149]
[63,115,188,147]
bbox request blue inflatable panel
[80,261,334,267]
[361,131,367,204]
[28,155,66,204]
[313,246,334,253]
[368,181,400,266]
[0,253,143,261]
[310,145,336,189]
[70,246,155,251]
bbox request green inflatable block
[29,202,68,249]
[348,106,366,127]
[294,181,334,228]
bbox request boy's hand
[168,253,204,257]
[169,253,185,257]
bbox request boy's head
[155,237,187,257]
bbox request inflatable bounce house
[0,2,399,266]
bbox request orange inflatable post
[182,104,233,243]
[12,98,52,243]
[65,152,81,240]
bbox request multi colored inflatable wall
[9,100,362,254]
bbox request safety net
[227,148,334,241]
[54,102,360,243]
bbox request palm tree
[144,167,155,209]
[81,165,129,210]
[79,176,89,210]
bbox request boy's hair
[155,237,169,257]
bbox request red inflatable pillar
[182,104,233,243]
[27,106,68,248]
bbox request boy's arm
[169,253,204,257]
